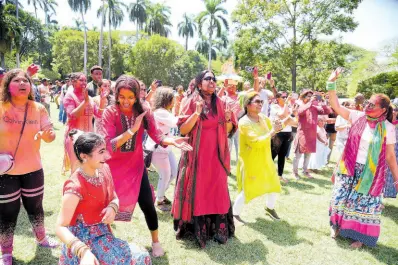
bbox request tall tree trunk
[185,35,188,51]
[98,0,105,66]
[136,19,139,41]
[81,11,87,75]
[291,2,297,92]
[1,53,5,68]
[108,17,112,79]
[16,0,20,68]
[208,33,212,70]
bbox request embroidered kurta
[294,102,331,153]
[98,105,164,221]
[62,90,101,173]
[237,114,281,203]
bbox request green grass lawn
[10,103,398,265]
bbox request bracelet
[66,237,79,249]
[127,129,135,136]
[108,202,119,213]
[393,180,398,185]
[78,246,90,259]
[326,82,336,91]
[194,112,201,116]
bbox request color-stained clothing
[384,123,398,198]
[98,105,164,221]
[237,114,281,203]
[172,92,237,247]
[0,101,52,175]
[62,90,101,173]
[294,102,331,153]
[59,164,151,265]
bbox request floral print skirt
[59,221,151,265]
[329,163,382,247]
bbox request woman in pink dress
[98,75,192,257]
[62,72,107,174]
[172,70,237,248]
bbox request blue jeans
[58,103,67,124]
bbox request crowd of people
[0,64,398,265]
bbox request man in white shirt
[253,70,278,116]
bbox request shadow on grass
[14,245,58,265]
[303,177,333,189]
[335,236,398,265]
[177,236,269,265]
[285,181,315,191]
[247,218,313,246]
[382,204,398,225]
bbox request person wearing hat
[292,89,332,179]
[87,65,103,97]
[233,91,282,222]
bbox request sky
[23,0,398,52]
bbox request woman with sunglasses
[0,69,58,265]
[233,91,282,222]
[98,75,192,257]
[327,68,398,248]
[383,105,398,199]
[270,91,297,183]
[292,90,331,179]
[172,70,237,248]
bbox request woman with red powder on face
[62,72,107,174]
[327,68,398,248]
[0,69,58,265]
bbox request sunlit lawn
[11,103,398,265]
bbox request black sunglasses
[203,76,217,82]
[252,99,264,105]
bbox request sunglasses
[203,76,217,82]
[251,99,264,105]
[281,96,287,99]
[364,101,376,109]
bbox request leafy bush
[357,71,398,99]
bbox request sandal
[279,176,289,183]
[36,235,59,248]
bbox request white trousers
[151,150,178,201]
[233,191,278,216]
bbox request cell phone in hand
[245,66,255,73]
[156,80,162,87]
[315,95,322,101]
[266,72,272,80]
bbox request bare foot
[304,172,314,179]
[350,241,363,249]
[280,176,289,183]
[330,227,339,239]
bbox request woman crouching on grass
[56,130,151,265]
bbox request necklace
[78,168,103,187]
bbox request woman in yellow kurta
[233,91,282,222]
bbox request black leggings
[0,169,45,254]
[272,132,292,177]
[138,170,158,231]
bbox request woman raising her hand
[327,68,398,248]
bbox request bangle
[127,129,134,136]
[66,237,79,249]
[326,82,336,91]
[194,112,201,116]
[108,202,119,213]
[393,180,398,185]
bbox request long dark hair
[0,69,34,102]
[377,93,393,123]
[195,70,217,119]
[114,75,148,129]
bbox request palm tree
[46,12,58,25]
[128,0,147,41]
[145,3,172,37]
[196,36,218,61]
[97,0,106,66]
[43,0,57,25]
[73,18,85,31]
[197,0,229,69]
[97,0,126,79]
[68,0,91,75]
[27,0,44,19]
[178,13,196,51]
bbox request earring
[83,159,87,163]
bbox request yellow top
[237,113,281,203]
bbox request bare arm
[386,144,398,190]
[179,113,200,135]
[55,194,80,245]
[326,68,351,120]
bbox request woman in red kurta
[97,75,191,257]
[172,70,237,248]
[292,90,331,179]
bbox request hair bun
[68,129,84,144]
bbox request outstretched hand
[172,137,193,151]
[328,67,344,82]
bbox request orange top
[0,100,52,175]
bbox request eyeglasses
[281,96,287,99]
[203,76,216,82]
[252,99,264,105]
[364,101,376,109]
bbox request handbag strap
[13,103,29,158]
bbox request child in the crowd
[56,130,151,265]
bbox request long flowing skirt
[59,221,151,265]
[329,163,382,247]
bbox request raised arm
[326,68,351,121]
